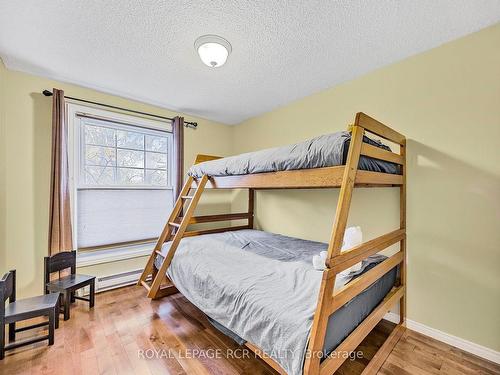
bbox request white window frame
[67,102,174,265]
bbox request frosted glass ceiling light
[194,35,232,68]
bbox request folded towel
[342,226,363,272]
[312,251,328,270]
[312,227,363,271]
[312,254,326,270]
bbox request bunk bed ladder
[138,175,209,299]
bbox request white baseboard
[96,268,144,292]
[77,268,146,296]
[383,312,500,364]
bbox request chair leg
[89,279,95,309]
[55,301,60,329]
[8,322,15,342]
[0,320,5,360]
[48,310,55,345]
[63,291,71,321]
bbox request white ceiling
[1,1,499,125]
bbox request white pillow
[341,226,363,272]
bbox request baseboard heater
[77,269,149,296]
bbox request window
[68,104,174,252]
[80,119,170,187]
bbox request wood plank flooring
[1,285,498,375]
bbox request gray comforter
[188,131,398,178]
[159,229,389,375]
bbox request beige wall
[0,61,234,298]
[232,24,500,351]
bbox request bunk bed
[138,112,407,375]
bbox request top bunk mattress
[188,130,400,178]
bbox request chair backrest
[0,270,16,315]
[44,251,76,287]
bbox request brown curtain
[48,88,73,255]
[172,116,185,199]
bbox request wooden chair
[1,270,59,360]
[44,251,95,321]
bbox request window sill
[77,242,154,267]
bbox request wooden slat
[355,170,403,186]
[245,342,287,375]
[140,280,151,291]
[320,286,405,375]
[356,112,406,145]
[191,167,402,190]
[360,142,404,165]
[193,166,344,189]
[327,125,364,261]
[169,221,181,227]
[330,251,404,314]
[330,229,405,273]
[183,225,249,238]
[194,154,222,164]
[361,324,405,375]
[174,212,251,224]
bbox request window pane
[117,130,144,150]
[146,135,168,152]
[117,168,144,185]
[117,149,144,168]
[84,166,115,185]
[146,170,168,186]
[146,152,167,170]
[85,145,116,166]
[79,117,171,190]
[84,125,115,146]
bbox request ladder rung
[140,280,151,291]
[169,221,181,227]
[155,250,164,257]
[181,195,193,199]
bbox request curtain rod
[42,90,198,129]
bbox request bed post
[248,189,255,229]
[304,117,364,375]
[399,142,407,324]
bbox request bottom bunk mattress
[155,229,397,375]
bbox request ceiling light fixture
[194,35,232,68]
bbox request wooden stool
[1,270,60,360]
[44,251,95,321]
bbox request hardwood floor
[1,286,498,375]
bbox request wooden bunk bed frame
[138,112,407,375]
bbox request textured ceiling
[1,1,499,124]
